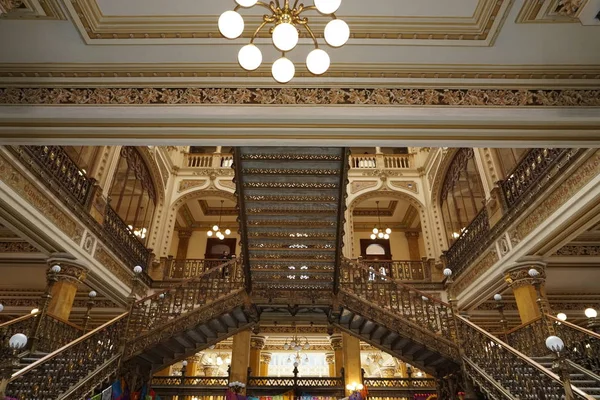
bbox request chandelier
[370,201,391,240]
[207,200,231,240]
[218,0,350,83]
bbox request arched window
[496,148,530,178]
[440,148,485,245]
[63,146,100,175]
[109,147,156,244]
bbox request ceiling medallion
[218,0,350,83]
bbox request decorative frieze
[350,181,378,194]
[505,264,547,290]
[0,240,39,253]
[554,245,600,256]
[2,87,600,107]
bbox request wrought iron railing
[363,378,436,388]
[506,315,600,374]
[103,203,152,270]
[6,313,128,400]
[21,145,96,208]
[501,148,568,209]
[444,207,490,276]
[36,315,83,353]
[0,313,38,358]
[162,257,238,279]
[124,258,244,357]
[247,376,343,388]
[456,315,593,400]
[151,376,229,387]
[339,259,458,358]
[349,154,413,170]
[358,259,432,281]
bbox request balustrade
[0,313,37,358]
[36,315,83,353]
[444,208,490,277]
[363,377,436,388]
[349,154,413,170]
[358,259,432,281]
[151,376,229,387]
[103,203,152,270]
[457,315,592,399]
[162,257,236,279]
[185,153,234,169]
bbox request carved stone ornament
[250,335,266,350]
[0,240,39,253]
[504,263,547,289]
[329,334,343,350]
[554,245,600,256]
[261,352,272,364]
[325,353,335,364]
[350,180,378,195]
[47,261,88,284]
[390,181,419,193]
[0,0,24,14]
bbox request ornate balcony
[357,259,433,282]
[159,256,239,280]
[349,153,413,170]
[185,153,234,169]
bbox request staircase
[4,259,253,400]
[233,147,348,292]
[532,356,600,399]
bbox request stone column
[326,353,335,377]
[46,258,88,321]
[230,330,251,387]
[249,335,266,376]
[398,361,408,378]
[405,232,421,260]
[329,334,344,376]
[342,332,362,395]
[260,352,272,376]
[176,229,193,260]
[505,263,548,324]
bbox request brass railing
[340,259,457,344]
[185,153,233,169]
[6,313,128,400]
[0,313,38,358]
[457,315,593,399]
[151,376,229,387]
[358,259,432,281]
[444,207,490,277]
[501,148,568,209]
[363,378,436,388]
[162,257,238,279]
[103,203,152,270]
[247,376,343,388]
[36,315,83,353]
[506,315,600,374]
[349,154,413,170]
[22,145,96,208]
[124,258,244,357]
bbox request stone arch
[159,188,238,257]
[429,148,459,252]
[348,187,435,259]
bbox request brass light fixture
[207,200,231,240]
[218,0,350,83]
[370,200,391,240]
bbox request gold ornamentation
[3,87,600,106]
[178,179,207,192]
[350,181,378,194]
[451,250,499,296]
[245,194,336,202]
[554,0,586,16]
[390,181,419,193]
[250,335,266,350]
[554,245,600,256]
[94,245,140,293]
[505,264,546,289]
[243,168,339,175]
[0,240,39,253]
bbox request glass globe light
[306,49,330,75]
[213,225,219,232]
[30,308,39,314]
[385,228,391,234]
[370,234,376,240]
[545,335,565,353]
[225,229,231,235]
[556,313,567,321]
[493,294,503,301]
[235,0,258,7]
[314,0,341,14]
[0,303,3,312]
[271,57,295,84]
[238,44,262,71]
[182,360,188,367]
[283,343,289,350]
[293,361,299,367]
[303,343,310,350]
[377,232,384,239]
[324,19,350,48]
[9,333,28,350]
[585,308,598,319]
[272,23,299,52]
[290,340,296,347]
[528,268,540,278]
[372,228,378,234]
[88,290,97,298]
[383,234,389,239]
[133,265,143,274]
[218,10,244,39]
[443,268,453,277]
[207,230,213,237]
[50,265,61,274]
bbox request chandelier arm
[255,1,275,11]
[302,23,319,48]
[292,0,299,10]
[250,20,271,43]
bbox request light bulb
[372,228,378,234]
[272,23,299,52]
[370,234,376,240]
[383,234,389,239]
[306,49,330,75]
[207,230,213,237]
[30,308,39,314]
[545,335,565,353]
[385,228,391,234]
[378,232,384,238]
[314,0,341,14]
[556,313,567,321]
[213,225,219,231]
[88,290,97,298]
[493,294,503,301]
[443,268,452,277]
[133,265,143,274]
[225,229,231,235]
[218,10,244,39]
[272,57,295,84]
[238,44,262,71]
[324,19,350,47]
[585,308,598,319]
[235,0,258,7]
[9,333,28,350]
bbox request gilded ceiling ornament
[178,179,208,192]
[554,0,586,16]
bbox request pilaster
[329,333,344,377]
[46,256,88,321]
[505,262,548,324]
[249,335,266,376]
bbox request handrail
[504,315,543,335]
[48,314,84,331]
[357,259,432,281]
[546,314,600,340]
[10,312,128,381]
[457,315,595,399]
[0,312,38,328]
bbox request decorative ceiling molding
[2,87,599,107]
[517,0,588,22]
[0,240,40,253]
[64,0,511,45]
[198,200,237,216]
[0,0,65,19]
[2,63,600,84]
[353,201,398,217]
